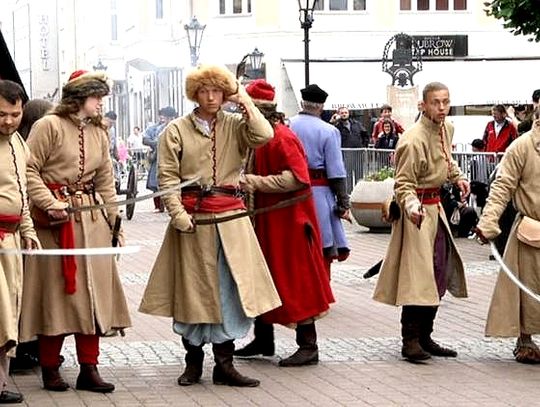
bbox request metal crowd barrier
[342,148,504,193]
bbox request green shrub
[366,166,395,181]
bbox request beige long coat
[139,107,281,323]
[373,116,468,306]
[20,115,131,342]
[0,132,38,355]
[477,126,540,337]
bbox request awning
[283,59,540,110]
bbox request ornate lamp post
[92,59,108,72]
[184,16,206,67]
[236,47,265,80]
[297,0,317,87]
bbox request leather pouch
[517,216,540,248]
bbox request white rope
[0,246,140,256]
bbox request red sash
[0,214,22,240]
[181,195,245,213]
[47,183,77,295]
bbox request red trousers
[39,334,99,367]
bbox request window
[156,0,163,19]
[218,0,251,15]
[400,0,466,10]
[110,0,118,41]
[111,14,117,40]
[314,0,366,11]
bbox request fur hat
[62,70,110,101]
[301,84,328,104]
[246,79,276,106]
[185,65,238,102]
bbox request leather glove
[327,178,350,216]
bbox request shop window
[400,0,466,10]
[219,0,251,15]
[314,0,366,11]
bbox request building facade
[2,0,539,137]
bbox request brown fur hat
[185,65,238,102]
[61,70,110,101]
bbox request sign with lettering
[39,15,50,70]
[412,35,468,58]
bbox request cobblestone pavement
[9,195,540,406]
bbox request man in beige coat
[0,80,40,404]
[373,82,469,363]
[476,110,540,364]
[139,65,281,388]
[22,70,131,393]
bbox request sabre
[0,246,141,256]
[65,176,201,213]
[489,241,540,303]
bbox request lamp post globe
[184,16,206,67]
[93,59,108,72]
[297,0,317,87]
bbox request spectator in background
[127,126,143,149]
[507,89,540,135]
[18,99,53,141]
[374,119,399,149]
[469,138,490,211]
[143,107,177,212]
[331,106,368,148]
[104,111,119,161]
[440,182,478,238]
[482,105,517,153]
[371,104,404,144]
[117,139,129,174]
[414,100,424,122]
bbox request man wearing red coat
[235,79,334,366]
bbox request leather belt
[0,221,20,233]
[308,169,327,180]
[182,185,240,197]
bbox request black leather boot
[0,390,24,404]
[212,341,260,387]
[419,306,457,357]
[75,364,115,393]
[279,322,319,367]
[401,306,431,362]
[41,366,70,392]
[177,338,204,386]
[234,318,275,357]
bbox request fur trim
[185,65,238,102]
[62,71,110,100]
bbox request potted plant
[350,166,395,231]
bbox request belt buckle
[59,186,70,198]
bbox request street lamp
[184,16,206,66]
[236,47,265,80]
[297,0,317,87]
[93,59,108,72]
